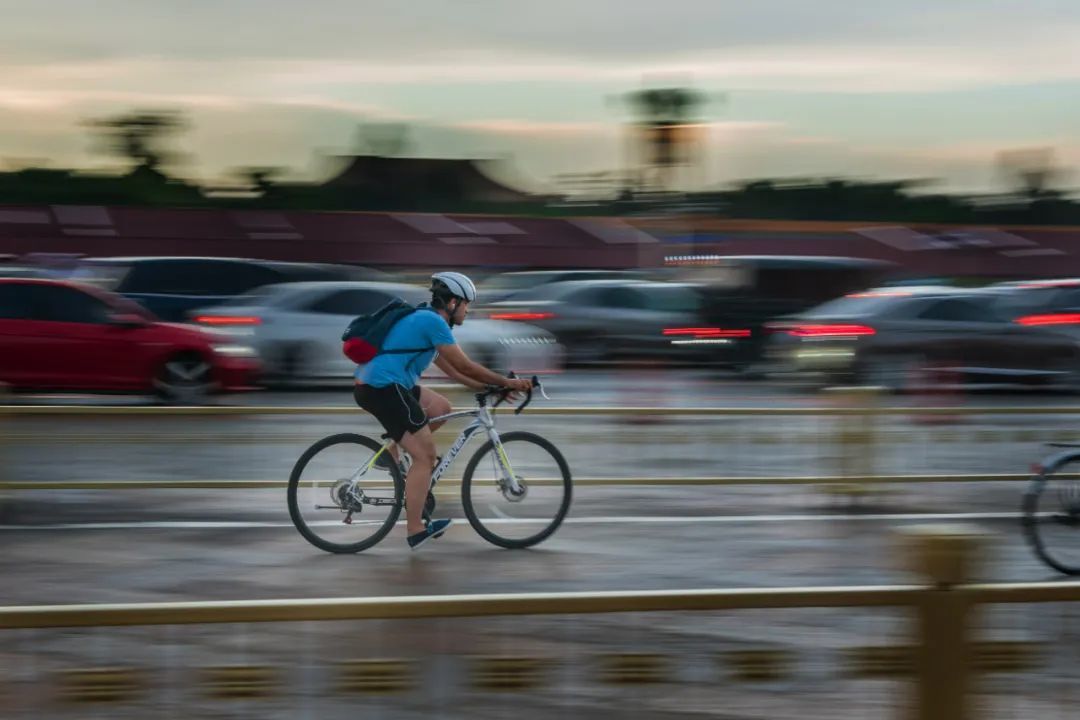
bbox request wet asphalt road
[4,369,1076,606]
[5,370,1080,719]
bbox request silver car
[482,279,728,365]
[189,281,563,383]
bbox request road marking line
[0,511,1030,532]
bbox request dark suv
[666,255,899,372]
[69,257,384,321]
[987,279,1080,341]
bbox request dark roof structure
[319,155,534,205]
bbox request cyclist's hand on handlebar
[505,377,532,394]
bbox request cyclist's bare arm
[436,344,530,391]
[433,353,485,391]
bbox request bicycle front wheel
[287,433,403,554]
[1024,454,1080,575]
[461,431,572,549]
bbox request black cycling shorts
[354,383,428,442]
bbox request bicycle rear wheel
[1023,454,1080,575]
[287,433,403,553]
[461,431,572,549]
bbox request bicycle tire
[287,433,403,554]
[1023,451,1080,575]
[460,431,572,549]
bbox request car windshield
[481,274,555,295]
[802,293,908,318]
[218,285,292,307]
[395,287,430,306]
[69,263,128,291]
[647,286,700,312]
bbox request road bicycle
[287,376,572,552]
[1024,442,1080,574]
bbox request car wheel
[1054,357,1080,395]
[474,347,501,373]
[275,344,307,387]
[154,352,213,404]
[569,336,608,367]
[859,354,922,394]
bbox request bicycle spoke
[288,434,404,553]
[462,431,572,549]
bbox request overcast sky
[1,0,1077,192]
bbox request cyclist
[354,271,532,550]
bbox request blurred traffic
[191,280,561,384]
[6,251,1080,401]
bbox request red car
[0,279,260,402]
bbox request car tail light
[490,312,556,321]
[1015,313,1080,327]
[194,315,262,326]
[787,324,876,337]
[662,327,751,338]
[1018,280,1080,289]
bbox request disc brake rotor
[499,476,528,502]
[331,479,363,512]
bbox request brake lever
[514,386,533,415]
[513,375,545,415]
[534,375,550,401]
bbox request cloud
[0,1,1075,191]
[450,119,612,137]
[3,0,1076,70]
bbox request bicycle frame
[355,403,520,494]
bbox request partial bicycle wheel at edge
[1023,454,1080,575]
[461,431,572,549]
[288,433,404,554]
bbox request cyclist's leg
[398,425,438,535]
[353,383,412,463]
[417,385,453,433]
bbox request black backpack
[341,299,434,364]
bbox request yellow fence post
[825,385,881,499]
[899,524,986,720]
[0,383,9,522]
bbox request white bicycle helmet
[431,271,477,303]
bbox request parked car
[188,281,563,384]
[765,286,1080,391]
[483,279,731,365]
[477,269,651,304]
[0,279,260,402]
[985,278,1080,342]
[665,256,899,373]
[68,257,388,322]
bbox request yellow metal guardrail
[0,586,921,629]
[0,527,1075,720]
[5,580,1080,630]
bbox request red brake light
[1018,280,1080,289]
[787,324,876,337]
[1016,313,1080,327]
[663,327,751,338]
[194,315,262,326]
[490,312,555,321]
